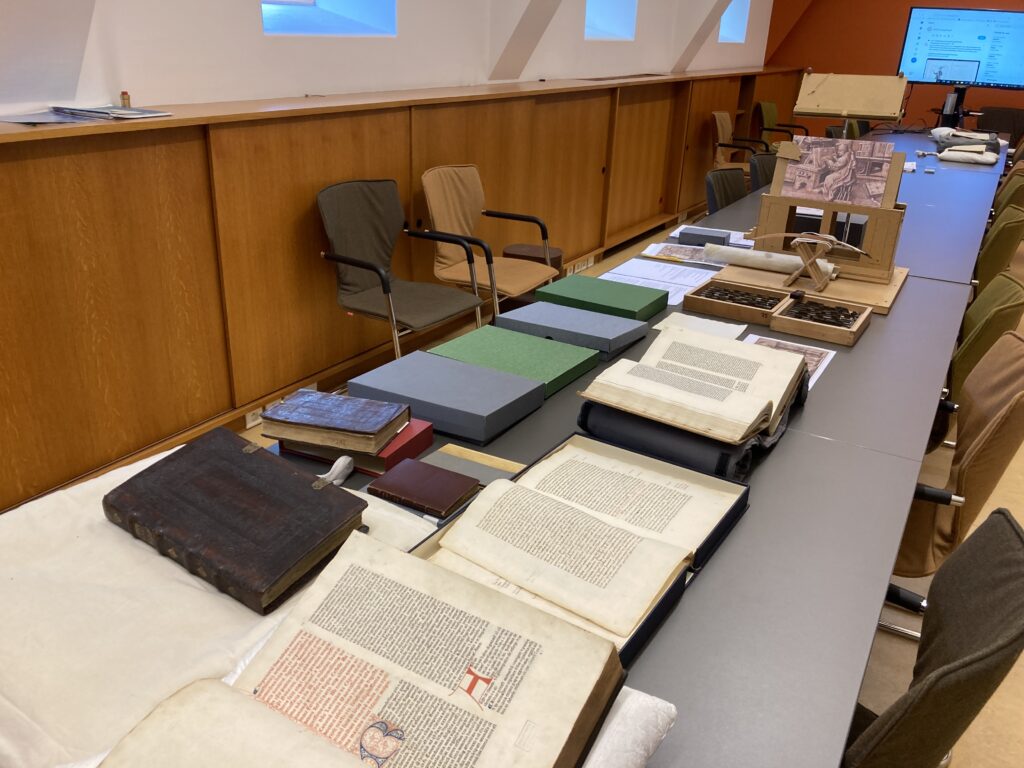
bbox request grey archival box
[494,302,648,360]
[347,351,545,444]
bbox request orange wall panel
[768,0,1023,131]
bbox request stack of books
[262,390,433,476]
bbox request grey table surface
[701,132,1004,286]
[455,137,989,767]
[303,133,993,767]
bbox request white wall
[686,0,773,71]
[0,0,774,113]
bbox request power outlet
[244,408,263,430]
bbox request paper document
[599,258,714,304]
[744,334,835,389]
[654,313,746,339]
[641,243,727,268]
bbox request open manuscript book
[580,328,807,444]
[422,435,748,649]
[102,533,622,768]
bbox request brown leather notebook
[367,458,479,519]
[102,428,365,614]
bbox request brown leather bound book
[367,458,479,519]
[102,428,365,614]
[261,389,409,454]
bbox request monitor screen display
[898,7,1024,89]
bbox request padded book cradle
[347,351,545,444]
[494,302,649,361]
[577,370,810,482]
[411,433,749,666]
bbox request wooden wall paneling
[528,91,613,262]
[409,98,535,282]
[0,128,231,510]
[663,81,693,214]
[411,91,612,269]
[605,83,676,240]
[208,109,412,407]
[678,76,743,211]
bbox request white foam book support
[347,351,545,444]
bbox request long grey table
[442,134,995,767]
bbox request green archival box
[534,275,669,321]
[429,325,599,398]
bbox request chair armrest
[732,135,771,152]
[321,251,391,294]
[914,483,965,507]
[761,127,794,140]
[482,209,549,241]
[777,122,809,135]
[718,142,759,157]
[404,228,475,267]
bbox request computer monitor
[898,7,1024,89]
[898,7,1023,127]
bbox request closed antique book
[261,389,409,454]
[367,458,479,519]
[535,275,668,321]
[102,428,366,614]
[279,418,434,477]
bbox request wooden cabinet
[0,68,803,510]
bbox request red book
[278,418,434,477]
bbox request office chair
[420,165,559,317]
[949,273,1024,403]
[755,101,808,146]
[704,168,747,214]
[711,111,768,171]
[748,153,777,191]
[317,179,484,359]
[976,105,1024,147]
[975,204,1024,292]
[825,121,871,140]
[845,508,1024,768]
[897,331,1024,578]
[992,169,1024,222]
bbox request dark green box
[534,275,668,321]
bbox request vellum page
[429,548,629,648]
[235,533,617,768]
[101,680,359,767]
[439,480,688,636]
[516,435,744,554]
[703,243,836,278]
[582,357,770,444]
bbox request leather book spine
[103,502,265,613]
[366,488,441,518]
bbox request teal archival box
[428,325,599,398]
[534,275,668,321]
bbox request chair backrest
[977,105,1024,147]
[421,164,486,270]
[844,508,1024,768]
[993,172,1024,221]
[950,330,1024,528]
[825,125,844,139]
[977,204,1024,291]
[705,168,746,214]
[712,111,734,164]
[757,101,778,143]
[316,179,404,297]
[953,272,1024,401]
[749,153,776,191]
